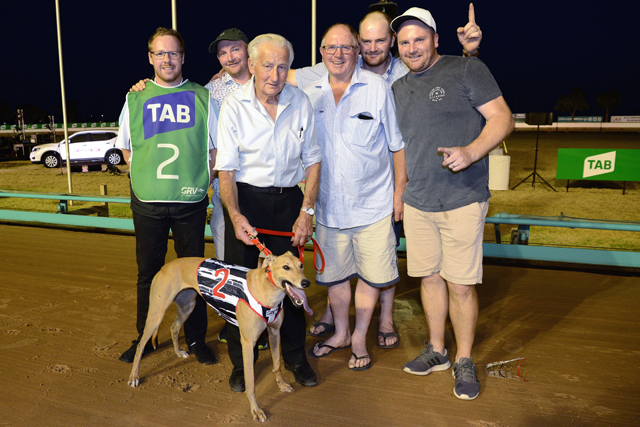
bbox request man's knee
[448,282,477,301]
[421,272,445,289]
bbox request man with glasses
[289,5,482,349]
[130,28,252,262]
[129,28,271,353]
[304,23,405,371]
[116,27,218,366]
[291,4,481,89]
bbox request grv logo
[583,151,616,178]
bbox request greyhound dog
[127,251,312,422]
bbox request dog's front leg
[240,333,267,422]
[268,314,292,392]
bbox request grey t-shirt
[392,56,502,213]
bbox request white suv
[30,130,123,168]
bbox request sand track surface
[1,224,639,426]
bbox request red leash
[245,228,325,273]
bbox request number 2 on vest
[212,269,230,299]
[156,143,180,179]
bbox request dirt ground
[1,224,639,426]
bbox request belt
[237,182,296,194]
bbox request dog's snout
[301,279,310,289]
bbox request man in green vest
[116,27,219,365]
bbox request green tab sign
[556,149,640,181]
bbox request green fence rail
[1,191,639,268]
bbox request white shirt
[215,77,322,187]
[304,67,404,229]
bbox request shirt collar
[240,76,294,109]
[318,64,368,93]
[357,53,395,79]
[151,77,187,87]
[221,72,245,87]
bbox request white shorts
[404,201,488,285]
[315,215,399,288]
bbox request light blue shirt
[295,53,409,90]
[304,67,404,229]
[215,77,322,188]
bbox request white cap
[390,7,437,34]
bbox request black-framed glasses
[150,51,183,59]
[321,45,355,54]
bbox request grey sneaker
[403,340,451,376]
[452,357,480,400]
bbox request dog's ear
[264,254,276,267]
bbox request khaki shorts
[404,201,488,285]
[315,215,399,288]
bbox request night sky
[4,0,638,123]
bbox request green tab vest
[128,80,210,203]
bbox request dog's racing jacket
[197,258,282,326]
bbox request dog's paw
[128,378,139,388]
[177,350,189,358]
[277,380,293,393]
[251,408,267,422]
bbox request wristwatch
[300,207,315,216]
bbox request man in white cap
[391,7,514,400]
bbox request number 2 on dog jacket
[197,258,282,326]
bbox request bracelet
[462,47,480,57]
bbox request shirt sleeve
[213,98,240,172]
[299,94,322,168]
[208,93,219,150]
[464,58,503,108]
[381,82,405,153]
[114,96,131,151]
[295,62,328,90]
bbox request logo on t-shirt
[429,87,445,102]
[143,91,196,139]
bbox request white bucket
[489,155,511,191]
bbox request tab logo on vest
[143,91,196,140]
[583,151,616,178]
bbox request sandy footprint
[46,364,71,374]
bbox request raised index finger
[469,3,476,24]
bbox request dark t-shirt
[392,56,502,212]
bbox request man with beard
[391,7,514,400]
[116,27,218,366]
[130,28,252,262]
